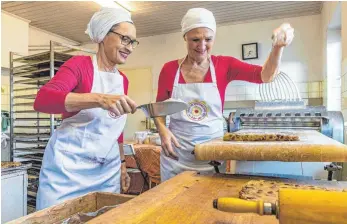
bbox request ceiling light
[94,0,132,12]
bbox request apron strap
[173,56,187,87]
[208,55,217,86]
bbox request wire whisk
[259,71,301,102]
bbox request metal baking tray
[14,118,61,121]
[14,133,51,138]
[28,191,37,197]
[17,154,43,162]
[14,146,45,152]
[14,87,40,92]
[14,76,50,85]
[27,169,40,176]
[14,94,37,99]
[13,110,39,114]
[13,59,65,72]
[14,126,55,129]
[13,102,34,106]
[13,51,73,63]
[14,150,44,156]
[27,195,37,206]
[14,139,48,144]
[1,163,32,173]
[13,67,59,78]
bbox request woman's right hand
[158,126,181,160]
[99,94,137,116]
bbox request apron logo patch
[186,100,209,121]
[108,111,120,119]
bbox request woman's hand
[158,126,181,160]
[99,94,137,116]
[121,163,131,193]
[272,23,294,48]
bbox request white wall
[327,29,342,111]
[342,2,347,60]
[29,26,79,47]
[1,11,29,68]
[340,2,347,127]
[82,14,322,99]
[321,1,340,107]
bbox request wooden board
[88,171,347,224]
[194,130,347,162]
[8,192,135,224]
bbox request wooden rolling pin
[194,130,347,162]
[214,189,347,224]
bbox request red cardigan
[34,56,129,143]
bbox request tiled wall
[225,80,323,102]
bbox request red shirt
[33,56,129,143]
[156,55,263,109]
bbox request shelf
[13,102,34,106]
[14,126,55,129]
[17,154,43,162]
[14,94,37,99]
[13,59,65,72]
[14,133,51,138]
[13,51,73,63]
[13,110,38,114]
[14,150,45,156]
[14,76,50,85]
[28,191,37,198]
[14,118,61,121]
[14,87,40,92]
[14,139,48,144]
[13,67,59,79]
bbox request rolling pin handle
[213,199,218,209]
[208,161,221,173]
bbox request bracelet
[121,159,126,163]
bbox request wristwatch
[121,159,126,163]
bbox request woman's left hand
[272,23,294,47]
[121,163,131,193]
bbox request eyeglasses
[108,30,139,49]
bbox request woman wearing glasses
[155,8,294,181]
[34,7,140,210]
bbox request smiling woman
[33,7,139,211]
[154,8,295,182]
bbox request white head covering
[86,7,133,43]
[181,8,216,36]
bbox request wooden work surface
[194,130,347,162]
[88,171,347,224]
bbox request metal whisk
[259,71,301,102]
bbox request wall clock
[242,42,258,60]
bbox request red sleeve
[33,56,86,114]
[156,63,172,102]
[221,56,263,84]
[117,71,129,144]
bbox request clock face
[242,43,258,60]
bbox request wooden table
[88,171,347,224]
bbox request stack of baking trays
[10,48,73,212]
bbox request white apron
[36,56,127,210]
[160,56,225,182]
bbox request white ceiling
[1,1,322,44]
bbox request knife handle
[213,198,274,215]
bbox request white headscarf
[86,7,133,43]
[181,8,216,36]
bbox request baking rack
[9,40,95,212]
